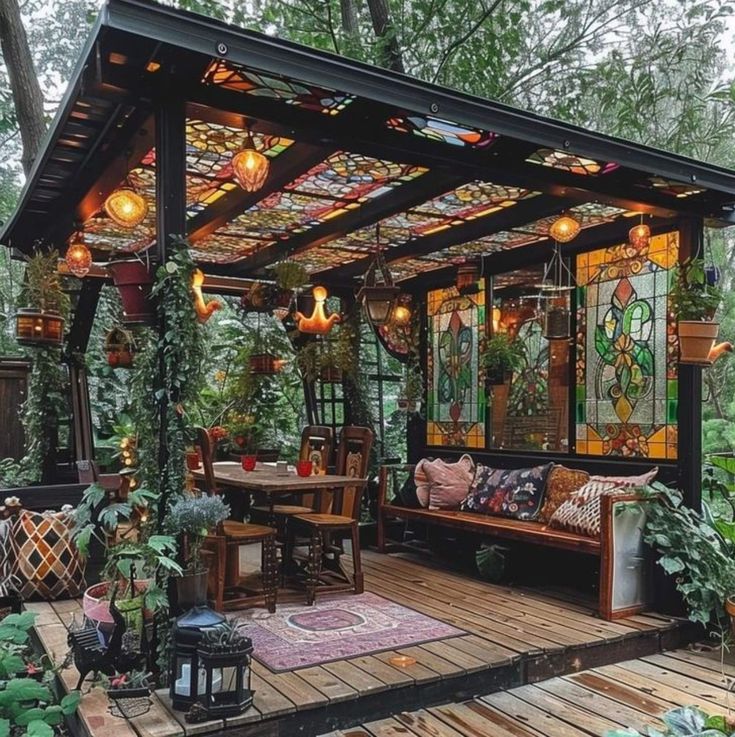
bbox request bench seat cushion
[384,502,601,555]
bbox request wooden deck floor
[332,648,735,737]
[29,550,691,737]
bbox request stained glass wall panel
[575,231,678,459]
[426,285,485,448]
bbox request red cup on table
[296,459,313,477]
[186,452,201,471]
[241,454,257,472]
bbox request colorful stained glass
[290,246,372,272]
[391,257,447,281]
[426,285,486,447]
[386,114,496,148]
[526,148,618,176]
[575,231,679,459]
[287,151,426,201]
[477,230,542,249]
[647,176,705,199]
[204,60,354,115]
[189,233,272,264]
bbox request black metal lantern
[196,629,253,718]
[358,225,400,327]
[170,607,224,712]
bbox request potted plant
[104,670,152,719]
[166,495,230,610]
[670,258,725,365]
[273,260,308,292]
[480,334,524,385]
[15,250,70,347]
[642,481,735,643]
[605,706,735,737]
[107,258,155,325]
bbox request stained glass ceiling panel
[189,234,272,264]
[203,59,354,116]
[526,147,618,176]
[386,113,497,148]
[290,245,372,272]
[206,152,426,247]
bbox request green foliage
[642,482,735,634]
[296,323,357,383]
[165,495,229,573]
[0,610,80,737]
[670,259,722,322]
[20,251,69,317]
[605,705,735,737]
[271,261,308,291]
[480,334,524,378]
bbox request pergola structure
[4,0,735,505]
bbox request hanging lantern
[540,241,575,340]
[294,286,341,335]
[549,214,581,243]
[105,327,136,368]
[248,352,285,375]
[232,131,269,192]
[358,225,400,327]
[391,304,411,327]
[629,221,651,249]
[65,234,92,278]
[15,309,64,346]
[104,188,148,228]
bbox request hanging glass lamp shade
[232,133,270,192]
[629,222,651,248]
[65,236,92,278]
[549,214,581,243]
[104,188,148,228]
[391,304,411,327]
[359,227,400,327]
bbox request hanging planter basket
[249,352,283,375]
[107,688,152,719]
[107,260,155,325]
[15,308,64,346]
[678,320,719,366]
[105,327,136,368]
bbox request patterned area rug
[236,592,464,672]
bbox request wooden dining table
[191,461,368,526]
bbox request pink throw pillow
[589,467,658,487]
[414,455,475,509]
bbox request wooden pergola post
[154,93,187,527]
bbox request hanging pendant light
[549,213,581,243]
[540,240,575,341]
[629,216,651,249]
[294,286,341,335]
[65,232,92,278]
[358,224,400,327]
[232,128,270,192]
[104,186,148,229]
[391,304,412,327]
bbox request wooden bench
[376,464,652,621]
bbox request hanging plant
[272,261,308,292]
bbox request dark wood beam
[65,278,103,355]
[187,141,333,242]
[396,215,680,291]
[213,170,470,276]
[322,194,569,283]
[185,85,722,220]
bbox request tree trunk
[0,0,45,175]
[340,0,358,34]
[365,0,405,72]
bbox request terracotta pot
[83,581,150,642]
[107,260,155,325]
[175,570,209,610]
[678,320,719,365]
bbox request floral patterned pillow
[461,463,553,520]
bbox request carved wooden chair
[251,425,333,523]
[288,426,373,605]
[194,427,278,612]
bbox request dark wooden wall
[0,359,29,461]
